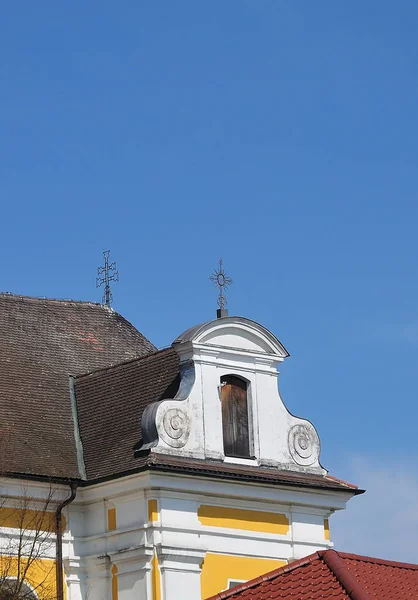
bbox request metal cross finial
[96,250,119,306]
[209,258,233,318]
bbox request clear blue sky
[2,2,418,559]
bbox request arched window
[0,580,38,600]
[220,375,251,458]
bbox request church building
[0,292,361,600]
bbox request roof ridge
[204,553,323,600]
[336,551,418,570]
[0,292,105,307]
[206,549,418,600]
[74,346,173,379]
[321,549,371,600]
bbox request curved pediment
[173,317,289,358]
[154,316,325,474]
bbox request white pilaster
[157,545,206,600]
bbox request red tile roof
[207,550,418,600]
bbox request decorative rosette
[288,423,320,467]
[160,408,190,448]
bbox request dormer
[139,316,324,475]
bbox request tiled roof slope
[74,348,180,481]
[0,293,156,479]
[207,549,418,600]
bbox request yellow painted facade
[198,505,289,535]
[148,499,159,523]
[0,507,65,532]
[0,507,63,599]
[0,555,56,600]
[151,552,161,600]
[200,553,285,598]
[149,500,161,600]
[111,564,118,600]
[324,518,330,540]
[108,507,117,531]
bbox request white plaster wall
[58,471,354,600]
[0,469,354,600]
[0,479,72,562]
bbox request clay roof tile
[206,549,418,600]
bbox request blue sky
[2,2,418,559]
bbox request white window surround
[0,578,39,600]
[220,374,253,460]
[227,579,247,590]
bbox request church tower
[68,315,360,600]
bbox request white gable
[140,316,324,475]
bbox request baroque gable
[139,316,324,475]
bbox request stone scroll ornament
[160,408,190,449]
[288,423,320,467]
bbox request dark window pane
[221,375,250,458]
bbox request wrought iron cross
[210,258,232,317]
[96,250,119,306]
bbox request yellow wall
[148,499,159,523]
[108,508,117,531]
[324,518,330,540]
[0,507,64,599]
[0,556,56,600]
[151,552,161,600]
[198,505,289,535]
[200,553,285,599]
[0,507,65,532]
[148,501,161,600]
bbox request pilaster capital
[156,545,206,573]
[109,546,154,575]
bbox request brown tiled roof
[0,293,156,479]
[207,549,418,600]
[74,348,180,481]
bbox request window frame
[220,374,254,460]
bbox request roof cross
[96,250,119,306]
[209,258,233,318]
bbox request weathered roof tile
[74,348,180,480]
[1,293,156,478]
